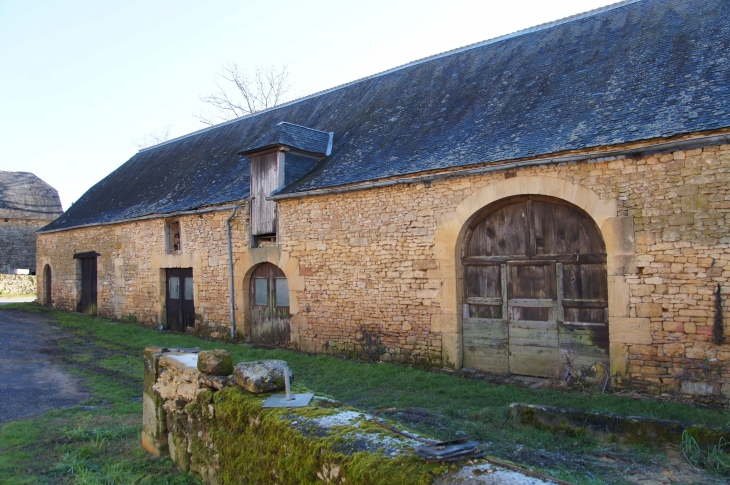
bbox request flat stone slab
[162,353,198,370]
[435,463,551,485]
[509,402,730,446]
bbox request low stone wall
[0,274,37,295]
[508,402,730,447]
[142,347,550,485]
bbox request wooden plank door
[166,268,195,332]
[250,152,280,236]
[528,198,609,374]
[462,263,508,372]
[80,257,97,315]
[250,263,291,346]
[507,261,560,378]
[44,265,52,307]
[559,261,609,375]
[181,268,195,329]
[462,196,608,377]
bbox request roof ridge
[277,121,331,135]
[138,0,642,153]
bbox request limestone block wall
[0,274,37,295]
[34,142,730,398]
[0,218,49,274]
[278,143,730,397]
[36,203,249,338]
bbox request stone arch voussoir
[237,247,303,346]
[433,175,631,374]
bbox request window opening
[275,278,289,306]
[166,219,182,253]
[169,277,180,299]
[253,233,277,248]
[254,278,268,305]
[184,277,194,300]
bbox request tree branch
[196,64,291,125]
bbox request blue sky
[0,0,616,210]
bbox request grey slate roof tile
[42,0,730,232]
[238,122,332,156]
[0,171,63,220]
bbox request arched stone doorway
[461,195,609,378]
[43,264,52,306]
[249,263,291,346]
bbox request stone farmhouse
[1,171,62,275]
[38,0,730,397]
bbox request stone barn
[1,171,62,275]
[37,0,730,398]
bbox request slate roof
[0,171,63,220]
[42,0,730,232]
[238,122,333,156]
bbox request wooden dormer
[238,122,333,245]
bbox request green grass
[1,302,729,484]
[680,430,730,475]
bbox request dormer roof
[238,122,333,157]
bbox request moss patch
[189,387,448,484]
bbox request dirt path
[0,309,89,422]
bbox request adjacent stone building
[1,171,62,274]
[37,0,730,398]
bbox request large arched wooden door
[43,264,52,306]
[249,263,291,346]
[462,196,608,378]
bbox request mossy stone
[233,360,290,393]
[198,349,233,376]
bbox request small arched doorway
[43,264,52,306]
[249,263,291,346]
[461,195,608,378]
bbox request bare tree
[195,64,291,126]
[135,125,173,150]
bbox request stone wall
[37,142,730,399]
[142,347,541,484]
[278,143,730,398]
[36,203,249,338]
[0,274,37,295]
[0,218,49,274]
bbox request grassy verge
[1,302,729,484]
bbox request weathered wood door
[250,263,291,346]
[462,196,608,377]
[79,257,97,315]
[44,265,52,307]
[507,261,559,377]
[166,268,195,332]
[250,152,281,236]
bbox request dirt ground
[0,308,88,422]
